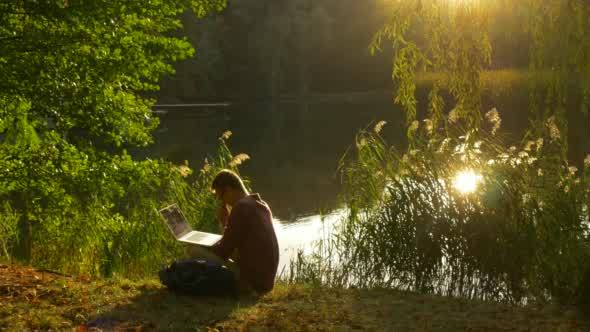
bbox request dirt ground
[1,264,589,331]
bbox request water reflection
[452,169,483,194]
[142,97,589,222]
[274,210,343,275]
[145,100,406,220]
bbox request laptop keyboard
[183,232,221,245]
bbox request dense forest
[157,0,531,103]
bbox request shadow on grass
[82,286,258,331]
[214,285,590,331]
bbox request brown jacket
[212,194,279,293]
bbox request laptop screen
[159,204,192,239]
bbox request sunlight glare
[453,169,483,194]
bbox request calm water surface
[143,99,590,271]
[147,99,407,220]
[145,100,406,270]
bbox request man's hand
[217,204,230,229]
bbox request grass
[415,69,556,96]
[1,264,589,331]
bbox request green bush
[0,132,248,277]
[0,0,226,276]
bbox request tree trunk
[15,211,32,264]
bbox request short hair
[211,169,247,193]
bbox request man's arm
[217,204,230,229]
[212,204,244,261]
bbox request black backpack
[159,259,237,297]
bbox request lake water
[148,99,406,220]
[146,99,407,271]
[145,98,590,272]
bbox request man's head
[211,169,248,206]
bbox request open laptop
[158,204,222,247]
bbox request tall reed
[290,115,590,304]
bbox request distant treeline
[157,0,531,103]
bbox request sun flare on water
[453,169,483,194]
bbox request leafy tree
[527,0,590,145]
[371,0,493,136]
[0,0,225,270]
[371,0,590,145]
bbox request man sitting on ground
[189,169,279,294]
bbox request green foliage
[371,0,492,132]
[527,0,590,142]
[0,0,227,275]
[371,0,590,147]
[1,0,224,149]
[0,130,245,276]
